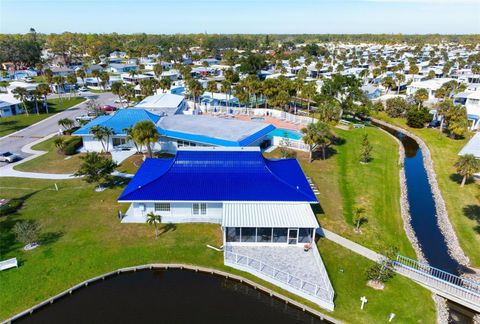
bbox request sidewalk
[317,228,384,262]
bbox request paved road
[0,92,116,164]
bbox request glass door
[288,229,298,245]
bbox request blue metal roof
[73,109,161,136]
[118,149,317,203]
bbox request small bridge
[393,255,480,313]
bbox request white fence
[198,103,317,126]
[224,248,334,307]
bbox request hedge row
[64,137,83,155]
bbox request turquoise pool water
[269,128,303,140]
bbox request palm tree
[353,206,368,232]
[146,212,162,239]
[123,126,139,153]
[58,118,74,131]
[11,87,29,116]
[111,82,125,108]
[395,73,405,94]
[188,79,203,110]
[54,137,66,153]
[301,121,335,162]
[90,125,113,153]
[381,76,395,94]
[66,74,78,99]
[30,90,41,115]
[133,120,159,158]
[37,83,51,113]
[99,72,110,90]
[92,69,100,86]
[302,82,317,115]
[455,154,480,187]
[159,77,171,93]
[414,88,429,109]
[76,68,86,87]
[153,64,163,79]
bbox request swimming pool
[269,128,303,140]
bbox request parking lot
[0,92,117,168]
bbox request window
[273,228,288,243]
[256,228,272,243]
[192,203,207,215]
[298,228,313,243]
[154,203,170,212]
[226,227,240,242]
[241,228,256,243]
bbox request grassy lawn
[267,126,415,257]
[0,97,85,137]
[374,112,480,268]
[117,153,145,174]
[0,177,435,323]
[14,136,85,174]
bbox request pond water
[16,270,328,324]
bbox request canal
[376,123,460,274]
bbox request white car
[75,115,96,122]
[0,152,20,163]
[114,98,128,103]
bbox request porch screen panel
[226,227,239,242]
[298,228,313,243]
[273,228,288,243]
[257,228,272,243]
[241,227,256,243]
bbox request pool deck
[205,113,304,131]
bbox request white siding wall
[128,202,222,224]
[82,136,106,152]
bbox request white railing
[203,105,317,126]
[394,255,480,306]
[224,248,334,303]
[311,247,335,300]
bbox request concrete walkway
[317,228,384,262]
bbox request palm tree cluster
[301,121,335,162]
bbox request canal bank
[372,118,469,272]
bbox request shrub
[63,137,83,155]
[406,108,432,128]
[13,220,40,245]
[0,198,23,216]
[385,97,409,118]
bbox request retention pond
[15,270,328,324]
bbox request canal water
[16,270,327,324]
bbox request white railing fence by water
[224,248,334,303]
[394,255,480,305]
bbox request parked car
[114,98,128,103]
[79,87,89,92]
[428,120,441,128]
[101,105,117,112]
[75,114,96,122]
[0,152,20,163]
